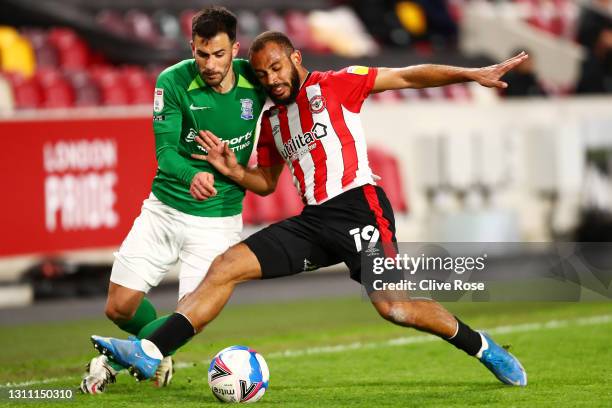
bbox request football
[208,346,269,403]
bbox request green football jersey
[151,58,266,217]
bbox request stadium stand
[0,26,36,78]
[36,67,75,108]
[0,1,509,111]
[48,28,91,70]
[515,0,578,40]
[3,1,602,112]
[369,148,409,213]
[65,69,101,107]
[0,74,14,111]
[6,73,43,109]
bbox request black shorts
[244,184,397,283]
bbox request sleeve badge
[347,66,369,75]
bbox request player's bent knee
[205,258,235,287]
[373,301,417,327]
[206,244,261,286]
[105,282,145,322]
[104,300,136,322]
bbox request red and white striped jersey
[257,66,378,205]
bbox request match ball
[208,346,269,403]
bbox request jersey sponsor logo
[185,128,198,142]
[349,225,380,253]
[185,128,207,153]
[153,115,165,121]
[225,131,253,152]
[309,95,326,114]
[279,122,328,161]
[153,88,164,112]
[347,66,369,75]
[185,128,253,153]
[240,98,254,120]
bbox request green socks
[116,297,157,336]
[108,298,158,372]
[107,298,189,372]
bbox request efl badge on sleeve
[240,98,254,120]
[347,66,369,75]
[153,88,164,112]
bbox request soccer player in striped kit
[91,32,529,387]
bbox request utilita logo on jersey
[279,122,328,161]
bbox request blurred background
[0,0,611,311]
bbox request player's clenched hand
[190,172,216,201]
[471,51,529,89]
[191,130,240,178]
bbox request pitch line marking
[1,314,610,388]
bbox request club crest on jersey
[309,95,326,114]
[153,88,164,112]
[240,98,254,120]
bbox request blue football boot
[478,332,527,386]
[91,335,162,381]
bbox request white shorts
[110,193,242,299]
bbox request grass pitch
[1,297,611,407]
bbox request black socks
[146,314,483,358]
[446,317,483,356]
[147,312,195,356]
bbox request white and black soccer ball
[208,346,269,403]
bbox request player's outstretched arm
[192,131,284,196]
[371,51,529,92]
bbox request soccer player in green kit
[80,6,266,394]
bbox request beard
[202,73,223,87]
[200,64,231,88]
[268,64,301,105]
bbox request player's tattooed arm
[371,51,529,91]
[192,130,284,196]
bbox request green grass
[1,298,611,407]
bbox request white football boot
[80,355,117,394]
[153,356,174,387]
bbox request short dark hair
[248,31,295,58]
[192,6,237,42]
